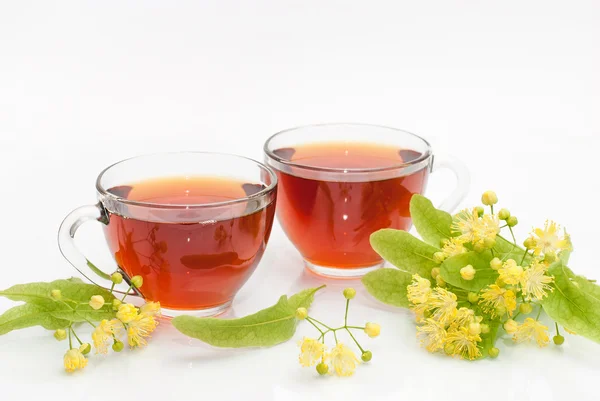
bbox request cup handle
[431,154,471,213]
[57,202,140,296]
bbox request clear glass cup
[58,152,277,316]
[264,123,469,278]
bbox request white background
[1,1,599,400]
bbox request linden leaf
[0,304,71,335]
[362,268,413,308]
[409,194,453,246]
[541,262,600,343]
[171,286,324,348]
[370,229,439,280]
[440,252,499,292]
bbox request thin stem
[555,321,560,336]
[491,248,496,257]
[68,325,73,349]
[499,224,508,229]
[306,317,324,334]
[307,316,334,331]
[121,285,133,302]
[109,282,115,294]
[333,330,338,344]
[344,299,350,326]
[490,205,495,215]
[508,226,517,245]
[520,248,529,265]
[70,327,83,345]
[536,305,543,320]
[345,328,365,353]
[345,326,365,330]
[512,312,521,320]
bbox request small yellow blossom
[474,214,500,247]
[298,337,325,367]
[460,265,476,281]
[564,327,577,335]
[454,307,475,327]
[139,301,161,317]
[531,220,571,256]
[521,260,554,301]
[116,303,138,324]
[428,288,458,325]
[411,301,429,323]
[127,313,158,348]
[327,343,360,377]
[416,318,447,352]
[92,319,123,354]
[452,208,481,243]
[503,319,518,334]
[479,285,517,317]
[407,274,432,305]
[498,259,524,285]
[442,237,468,258]
[63,348,88,373]
[364,323,381,338]
[513,318,550,347]
[88,295,105,310]
[445,327,482,360]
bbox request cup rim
[263,123,433,174]
[95,151,278,210]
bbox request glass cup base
[304,259,384,279]
[159,300,232,318]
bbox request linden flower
[63,348,88,372]
[531,220,571,256]
[428,288,458,325]
[513,318,550,347]
[521,260,554,301]
[479,285,517,317]
[476,214,500,245]
[452,208,481,243]
[454,307,475,327]
[446,327,482,360]
[92,319,123,354]
[498,259,524,286]
[116,303,138,324]
[127,313,158,348]
[441,237,468,258]
[328,343,360,377]
[407,274,432,304]
[139,301,162,317]
[411,301,429,323]
[416,318,447,352]
[298,337,325,367]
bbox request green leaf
[493,235,532,264]
[362,268,413,308]
[541,262,600,343]
[0,304,71,335]
[171,287,324,348]
[478,321,500,359]
[440,252,498,292]
[409,194,453,246]
[0,279,117,323]
[370,229,439,280]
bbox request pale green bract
[409,194,453,246]
[0,303,71,335]
[171,286,323,348]
[362,269,413,308]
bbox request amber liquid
[273,142,428,269]
[104,177,275,310]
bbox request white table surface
[1,1,599,400]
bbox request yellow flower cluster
[408,275,482,360]
[451,208,500,250]
[298,338,361,377]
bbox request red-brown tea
[104,177,275,310]
[273,142,428,269]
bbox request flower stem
[555,321,560,336]
[109,282,115,294]
[307,316,334,331]
[536,305,543,320]
[121,285,133,302]
[520,248,529,265]
[508,226,517,245]
[333,330,338,344]
[345,326,365,330]
[70,327,83,345]
[490,205,495,215]
[344,299,350,326]
[345,328,365,353]
[68,325,73,349]
[306,317,324,335]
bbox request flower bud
[343,288,356,300]
[519,303,533,315]
[50,289,62,301]
[553,335,565,345]
[79,343,91,355]
[54,329,67,341]
[440,238,449,247]
[89,295,105,310]
[490,257,502,270]
[131,275,144,288]
[495,277,507,288]
[523,236,537,249]
[433,252,446,264]
[316,362,329,375]
[473,243,486,253]
[460,265,476,281]
[111,272,123,284]
[364,322,381,338]
[444,343,455,355]
[481,191,498,206]
[436,275,446,287]
[503,319,518,334]
[480,323,490,334]
[544,251,557,263]
[295,307,308,320]
[112,299,122,311]
[475,206,485,217]
[506,216,518,227]
[431,267,441,279]
[468,292,479,304]
[498,208,511,220]
[112,340,124,352]
[361,351,373,362]
[488,347,500,358]
[469,322,482,336]
[483,238,496,249]
[495,305,507,316]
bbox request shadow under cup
[58,153,277,317]
[264,124,434,278]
